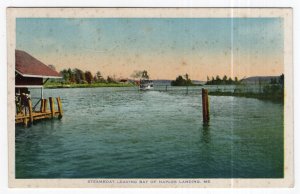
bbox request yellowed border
[7,7,293,188]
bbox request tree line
[206,75,240,85]
[262,74,284,96]
[171,74,194,86]
[59,68,117,84]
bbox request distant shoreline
[44,83,283,102]
[209,91,283,102]
[45,83,135,89]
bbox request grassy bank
[45,82,135,89]
[209,91,283,102]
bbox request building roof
[15,50,61,78]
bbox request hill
[241,76,280,84]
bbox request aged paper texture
[7,8,293,188]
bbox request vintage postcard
[7,8,293,188]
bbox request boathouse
[15,50,63,126]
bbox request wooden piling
[23,117,28,127]
[28,99,33,125]
[202,88,210,124]
[43,99,48,113]
[56,97,63,119]
[16,96,64,126]
[40,99,45,112]
[49,97,55,118]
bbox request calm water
[15,87,283,178]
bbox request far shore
[45,82,135,89]
[209,91,283,102]
[44,83,283,102]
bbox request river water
[15,87,283,178]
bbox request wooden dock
[15,97,63,127]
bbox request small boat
[139,79,154,91]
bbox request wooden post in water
[202,88,210,124]
[40,99,45,112]
[56,97,63,119]
[49,97,55,118]
[165,85,168,92]
[43,99,48,113]
[23,117,28,127]
[28,99,33,125]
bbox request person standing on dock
[20,89,31,115]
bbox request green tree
[68,68,75,83]
[206,75,240,85]
[234,77,238,83]
[216,75,221,84]
[60,69,69,83]
[185,73,189,80]
[95,71,102,81]
[270,78,278,84]
[107,76,116,83]
[279,74,284,85]
[208,76,215,85]
[171,75,185,86]
[73,68,85,84]
[85,71,93,84]
[228,77,233,84]
[171,74,193,86]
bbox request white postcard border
[7,7,294,188]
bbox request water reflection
[16,120,65,178]
[201,124,211,144]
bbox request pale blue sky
[16,18,283,80]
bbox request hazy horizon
[16,18,284,80]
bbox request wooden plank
[16,115,28,119]
[56,97,63,119]
[15,119,24,124]
[33,112,52,120]
[49,97,55,118]
[33,112,51,116]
